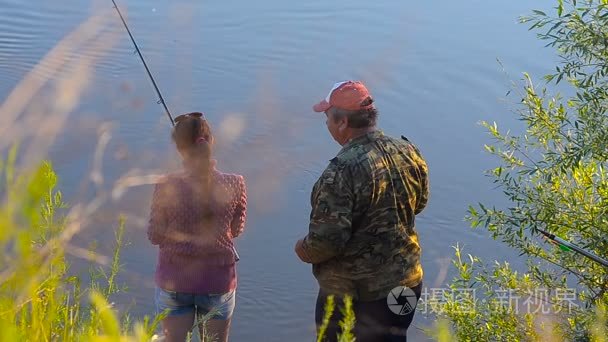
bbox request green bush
[436,1,608,341]
[0,151,161,341]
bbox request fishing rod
[538,228,608,269]
[110,0,240,262]
[111,0,174,126]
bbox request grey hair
[330,97,378,128]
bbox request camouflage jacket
[301,130,429,301]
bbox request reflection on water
[0,0,554,340]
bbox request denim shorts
[155,288,236,320]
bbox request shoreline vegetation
[0,158,161,340]
[1,0,608,341]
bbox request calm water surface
[0,0,555,340]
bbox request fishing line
[111,0,174,126]
[110,1,240,261]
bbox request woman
[147,112,247,342]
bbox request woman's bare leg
[161,312,195,342]
[199,318,231,342]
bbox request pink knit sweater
[147,167,247,294]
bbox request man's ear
[340,116,349,131]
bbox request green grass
[0,155,161,341]
[314,295,356,342]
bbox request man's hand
[295,238,313,263]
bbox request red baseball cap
[312,80,374,112]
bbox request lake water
[0,0,556,340]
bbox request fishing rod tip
[535,228,553,238]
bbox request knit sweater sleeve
[230,175,247,238]
[147,181,169,245]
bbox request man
[295,80,429,342]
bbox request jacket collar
[340,129,383,150]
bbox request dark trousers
[315,283,422,342]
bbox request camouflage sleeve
[412,148,429,215]
[415,156,429,215]
[402,135,429,214]
[301,164,354,264]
